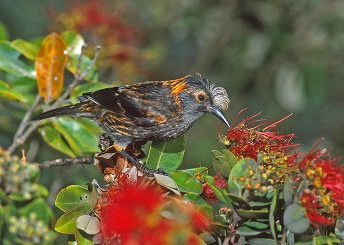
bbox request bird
[33,74,230,175]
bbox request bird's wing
[79,82,177,126]
[78,87,123,113]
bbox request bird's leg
[120,150,170,177]
[98,134,113,152]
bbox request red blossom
[299,147,344,226]
[97,172,210,244]
[98,183,166,244]
[60,0,135,41]
[50,0,144,81]
[222,110,299,184]
[202,173,227,202]
[301,192,333,225]
[225,111,297,162]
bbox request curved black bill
[210,107,230,128]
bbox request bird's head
[172,74,230,127]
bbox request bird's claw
[135,163,170,177]
[120,150,169,177]
[98,134,113,152]
[154,168,171,177]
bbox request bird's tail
[32,104,86,121]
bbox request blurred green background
[1,0,344,199]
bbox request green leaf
[197,203,216,221]
[37,184,49,197]
[204,176,233,207]
[61,31,98,82]
[68,240,78,245]
[227,158,258,195]
[283,177,293,206]
[183,193,209,207]
[154,173,180,195]
[212,149,237,178]
[62,31,85,56]
[73,118,102,135]
[0,21,9,40]
[183,194,215,220]
[269,188,278,240]
[0,41,35,78]
[227,193,249,206]
[236,208,269,219]
[283,203,309,235]
[75,229,94,245]
[248,238,279,245]
[0,80,27,102]
[54,117,99,155]
[237,225,262,236]
[170,171,202,194]
[0,205,5,237]
[19,197,55,226]
[55,206,89,234]
[10,39,39,60]
[0,188,8,204]
[180,166,209,177]
[39,125,77,158]
[247,201,271,208]
[313,236,340,245]
[11,76,37,95]
[146,136,186,173]
[55,185,91,213]
[245,221,269,230]
[199,232,217,244]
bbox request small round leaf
[283,203,309,234]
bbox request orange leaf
[35,32,68,102]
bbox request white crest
[195,73,230,111]
[210,84,230,111]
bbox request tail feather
[32,104,82,121]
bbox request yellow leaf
[35,32,68,102]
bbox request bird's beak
[210,107,230,128]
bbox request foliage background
[0,0,344,241]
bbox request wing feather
[78,82,178,127]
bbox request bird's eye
[196,93,207,103]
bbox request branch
[7,45,101,154]
[8,95,41,154]
[52,45,101,110]
[14,94,41,140]
[8,121,41,154]
[38,157,94,169]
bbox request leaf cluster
[0,147,56,244]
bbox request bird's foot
[120,150,170,177]
[98,134,114,152]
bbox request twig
[38,157,94,169]
[76,45,87,77]
[281,227,287,244]
[8,121,41,155]
[6,45,101,154]
[52,45,101,110]
[14,94,41,140]
[8,95,41,154]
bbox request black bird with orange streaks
[33,74,230,175]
